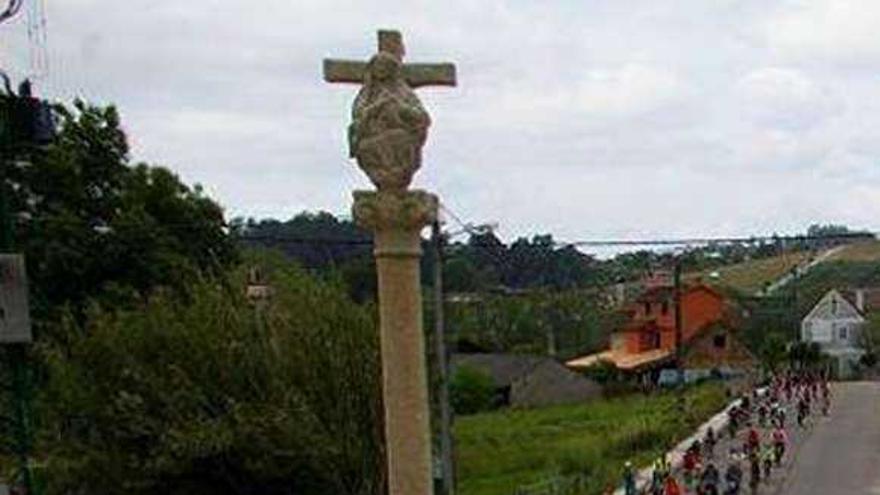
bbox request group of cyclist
[623,371,830,495]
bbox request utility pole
[674,260,683,374]
[431,220,455,495]
[673,258,687,420]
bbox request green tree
[35,256,383,495]
[14,100,237,318]
[446,290,617,358]
[759,333,788,372]
[232,212,371,271]
[858,313,880,370]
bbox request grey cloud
[1,0,878,243]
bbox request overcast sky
[2,0,880,249]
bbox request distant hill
[784,259,880,318]
[827,241,880,263]
[689,251,813,294]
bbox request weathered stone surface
[348,51,431,192]
[352,190,437,233]
[323,30,456,193]
[323,59,457,88]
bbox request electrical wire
[233,228,878,249]
[434,201,876,250]
[10,206,878,250]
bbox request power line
[23,211,871,250]
[561,232,877,248]
[237,234,373,246]
[17,201,876,250]
[233,231,878,249]
[434,201,877,249]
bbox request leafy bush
[583,359,620,384]
[450,366,496,415]
[35,255,384,495]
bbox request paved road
[779,382,880,495]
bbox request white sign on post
[0,254,32,344]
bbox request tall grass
[455,384,726,495]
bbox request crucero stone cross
[324,30,457,495]
[324,30,456,192]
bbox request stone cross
[324,30,456,495]
[323,30,456,88]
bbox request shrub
[450,366,496,415]
[583,359,619,384]
[35,255,384,495]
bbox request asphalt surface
[779,382,880,495]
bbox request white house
[801,289,867,378]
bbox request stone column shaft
[354,190,437,495]
[376,230,432,495]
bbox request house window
[831,298,838,315]
[838,326,848,341]
[713,334,727,349]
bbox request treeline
[442,290,626,359]
[233,214,874,298]
[234,214,875,360]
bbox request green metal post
[10,345,34,493]
[1,91,37,495]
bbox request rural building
[451,353,602,408]
[566,282,755,377]
[801,288,880,378]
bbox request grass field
[689,251,812,294]
[454,384,727,495]
[828,241,880,262]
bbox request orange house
[616,284,727,354]
[568,282,750,373]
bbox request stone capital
[353,189,438,258]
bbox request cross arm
[323,59,367,84]
[402,63,457,88]
[324,59,457,88]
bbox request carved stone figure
[348,51,431,192]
